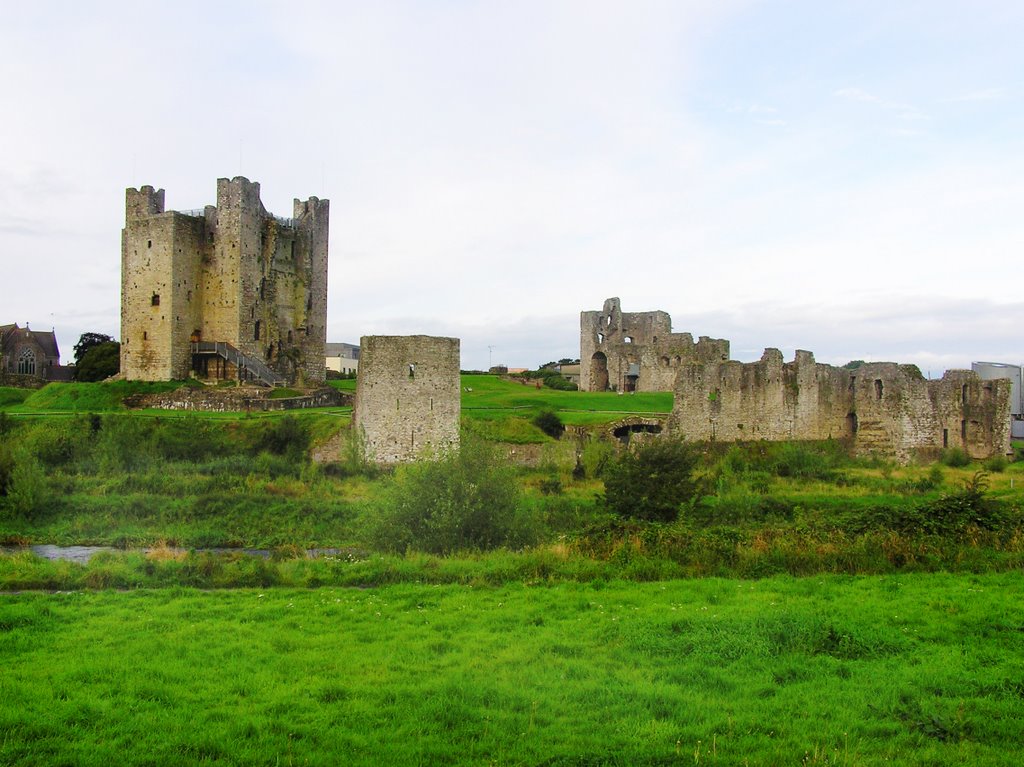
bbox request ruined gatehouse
[121,177,329,385]
[580,298,729,392]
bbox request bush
[941,447,971,468]
[532,410,565,439]
[983,454,1008,473]
[543,375,578,391]
[892,471,1007,536]
[254,416,310,460]
[367,442,534,554]
[603,438,700,522]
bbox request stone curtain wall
[125,387,346,412]
[669,349,1012,460]
[121,178,328,385]
[353,336,460,463]
[580,297,729,393]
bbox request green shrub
[983,454,1008,473]
[254,416,310,460]
[543,375,577,391]
[2,451,49,520]
[538,476,563,495]
[0,443,13,497]
[603,438,700,523]
[892,471,1006,536]
[367,442,535,554]
[771,442,841,480]
[941,447,971,468]
[532,410,565,439]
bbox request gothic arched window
[17,348,36,375]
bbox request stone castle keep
[581,298,1011,460]
[121,177,329,385]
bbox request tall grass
[1,574,1022,765]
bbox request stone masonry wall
[121,177,328,385]
[580,297,729,392]
[668,349,1012,461]
[353,336,460,463]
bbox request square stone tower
[353,336,461,462]
[120,177,329,385]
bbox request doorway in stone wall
[590,352,609,391]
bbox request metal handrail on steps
[191,341,286,387]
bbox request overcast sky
[2,1,1021,374]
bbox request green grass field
[2,573,1022,766]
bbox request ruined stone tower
[580,297,729,392]
[121,177,329,385]
[353,336,461,463]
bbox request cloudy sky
[2,1,1021,373]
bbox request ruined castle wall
[669,351,1011,460]
[353,336,461,463]
[580,297,729,392]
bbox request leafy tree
[75,341,120,381]
[73,333,114,365]
[603,438,701,522]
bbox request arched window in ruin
[17,348,36,375]
[846,412,858,436]
[590,352,609,391]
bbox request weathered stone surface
[668,349,1012,461]
[121,177,329,385]
[353,336,460,463]
[125,387,346,412]
[580,297,729,392]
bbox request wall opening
[590,352,609,391]
[846,412,858,436]
[962,384,968,404]
[874,379,883,400]
[961,419,967,442]
[408,363,416,379]
[254,320,261,341]
[143,331,147,341]
[624,336,633,344]
[151,294,160,307]
[943,428,949,448]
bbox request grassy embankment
[1,378,1022,584]
[2,574,1023,766]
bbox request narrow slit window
[151,293,160,306]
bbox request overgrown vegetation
[367,440,537,554]
[603,437,701,522]
[0,379,1020,580]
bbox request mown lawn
[1,573,1022,766]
